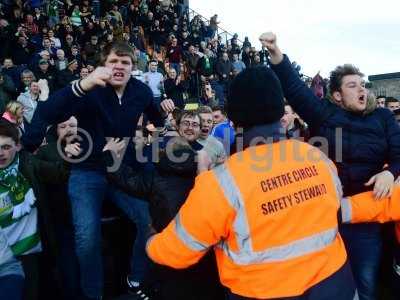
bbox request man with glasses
[107,110,225,299]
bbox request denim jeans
[68,169,152,298]
[0,275,24,300]
[340,224,382,300]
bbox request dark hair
[149,59,158,65]
[211,105,226,115]
[386,97,399,105]
[329,64,364,94]
[171,108,181,121]
[100,41,135,65]
[376,95,386,99]
[0,121,20,143]
[176,110,200,126]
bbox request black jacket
[108,144,225,299]
[109,147,197,232]
[164,78,187,109]
[55,69,79,90]
[18,150,69,258]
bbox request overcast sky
[190,0,400,78]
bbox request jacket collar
[241,122,286,150]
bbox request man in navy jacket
[261,32,400,300]
[22,41,175,300]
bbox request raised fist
[259,32,278,54]
[259,32,283,64]
[80,67,113,91]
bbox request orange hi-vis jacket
[147,140,400,299]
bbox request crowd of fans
[0,0,280,115]
[0,1,254,299]
[0,1,400,300]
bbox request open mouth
[358,95,366,103]
[114,72,125,79]
[0,158,7,165]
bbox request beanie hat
[227,66,285,128]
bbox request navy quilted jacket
[272,56,400,197]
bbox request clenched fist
[259,32,283,64]
[80,67,113,92]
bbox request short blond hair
[5,101,23,116]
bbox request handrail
[187,7,243,47]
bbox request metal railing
[187,7,243,47]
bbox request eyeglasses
[180,120,200,129]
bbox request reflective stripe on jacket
[341,188,400,224]
[147,140,400,299]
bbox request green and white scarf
[0,156,40,256]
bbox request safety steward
[146,66,400,300]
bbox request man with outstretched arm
[22,41,174,300]
[260,32,400,300]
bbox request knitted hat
[227,66,285,128]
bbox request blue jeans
[340,224,382,300]
[68,169,152,298]
[0,275,24,300]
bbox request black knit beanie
[227,66,285,128]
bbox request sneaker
[127,277,151,300]
[394,262,400,276]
